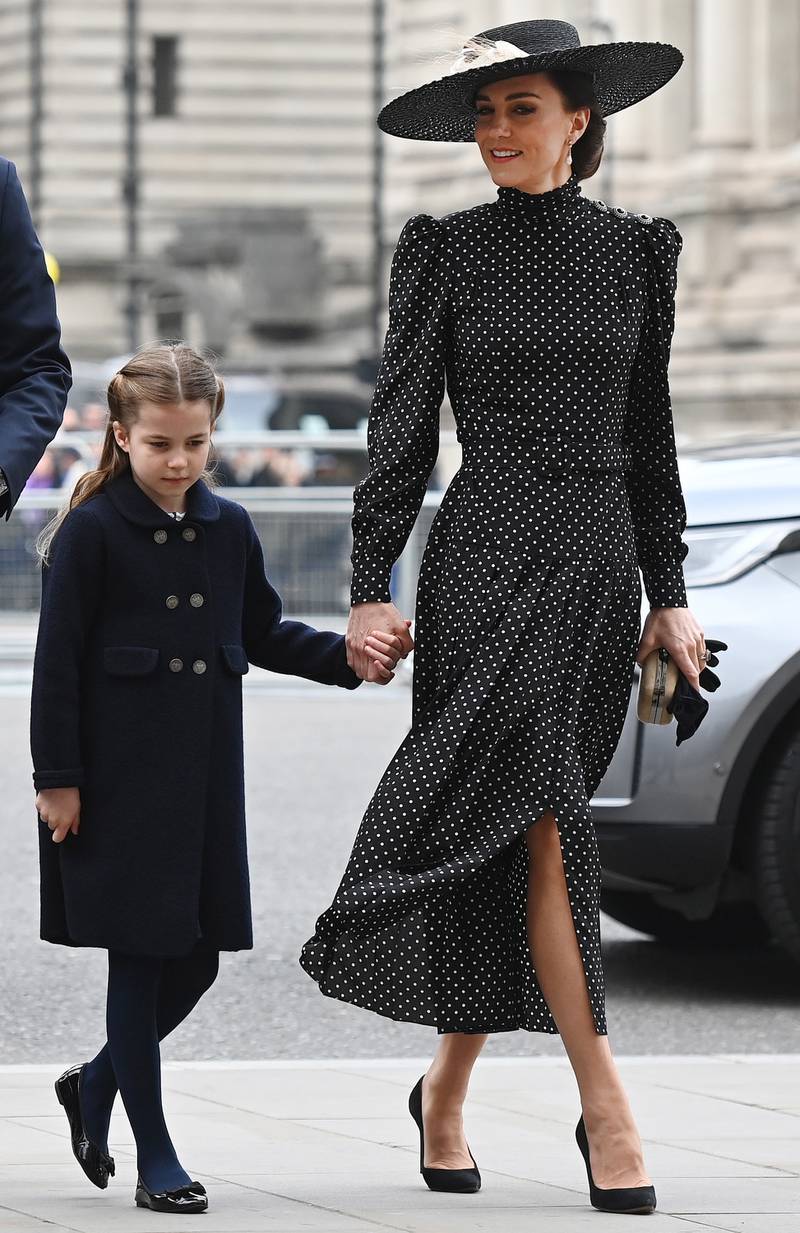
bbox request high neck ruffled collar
[496,170,582,226]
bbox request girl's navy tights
[79,941,219,1193]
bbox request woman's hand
[36,787,81,843]
[347,601,415,685]
[636,606,706,691]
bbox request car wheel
[601,890,770,948]
[753,726,800,963]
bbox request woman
[301,19,707,1215]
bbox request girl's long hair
[36,342,225,565]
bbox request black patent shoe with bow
[408,1075,481,1193]
[575,1115,656,1215]
[135,1176,208,1213]
[54,1064,116,1189]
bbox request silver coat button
[169,657,183,673]
[165,595,179,609]
[153,529,168,544]
[189,593,204,608]
[182,527,196,542]
[192,659,207,674]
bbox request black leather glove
[667,638,728,746]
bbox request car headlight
[683,520,800,586]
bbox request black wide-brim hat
[378,19,683,142]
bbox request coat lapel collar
[105,465,221,527]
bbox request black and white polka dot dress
[300,170,689,1036]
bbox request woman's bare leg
[419,1031,487,1169]
[420,810,650,1181]
[526,810,651,1188]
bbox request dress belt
[458,433,632,475]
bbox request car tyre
[753,726,800,963]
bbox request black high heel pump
[575,1114,656,1215]
[408,1075,481,1193]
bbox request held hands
[35,787,81,843]
[346,601,415,684]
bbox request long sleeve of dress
[623,216,689,609]
[349,214,451,605]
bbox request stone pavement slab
[0,1056,798,1233]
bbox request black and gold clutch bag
[636,639,728,744]
[636,647,678,725]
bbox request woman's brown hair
[546,68,606,180]
[36,342,225,565]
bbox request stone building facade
[0,0,797,433]
[0,0,374,360]
[383,0,800,438]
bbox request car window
[270,392,370,431]
[218,387,280,432]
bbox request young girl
[30,343,404,1214]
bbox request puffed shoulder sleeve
[623,215,689,609]
[349,213,451,605]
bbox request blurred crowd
[7,396,369,613]
[22,399,360,496]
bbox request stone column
[752,0,800,147]
[644,0,694,161]
[693,0,752,148]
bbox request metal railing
[2,430,458,615]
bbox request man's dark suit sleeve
[0,159,71,519]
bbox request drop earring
[566,140,573,166]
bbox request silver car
[594,434,800,960]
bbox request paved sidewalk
[1,1056,798,1232]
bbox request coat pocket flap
[220,644,250,675]
[103,646,160,676]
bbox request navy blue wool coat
[30,466,361,956]
[0,158,71,516]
